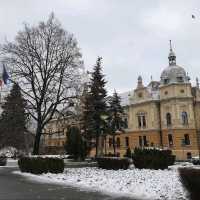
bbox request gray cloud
[0,0,200,94]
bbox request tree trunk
[113,135,116,156]
[33,125,42,155]
[95,135,99,157]
[104,135,107,155]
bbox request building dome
[161,65,189,85]
[160,41,190,85]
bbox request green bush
[124,148,132,158]
[96,157,131,170]
[0,157,7,166]
[65,126,87,161]
[179,168,200,200]
[133,148,175,170]
[18,157,64,174]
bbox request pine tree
[108,90,124,155]
[83,57,107,157]
[0,83,27,150]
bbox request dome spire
[137,75,144,88]
[168,40,176,66]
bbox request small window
[138,116,142,128]
[177,77,184,82]
[143,136,148,147]
[187,152,192,160]
[182,112,188,125]
[109,138,112,147]
[142,116,146,128]
[124,118,128,129]
[180,89,185,94]
[165,91,168,95]
[125,137,129,147]
[166,113,172,126]
[164,79,169,84]
[168,134,173,146]
[184,134,190,145]
[138,92,143,98]
[139,136,142,147]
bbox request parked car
[192,156,200,165]
[0,155,7,166]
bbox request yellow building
[43,108,80,154]
[104,43,200,160]
[44,43,200,160]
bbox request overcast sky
[0,0,200,94]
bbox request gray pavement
[0,167,136,200]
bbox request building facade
[44,43,200,160]
[104,44,200,160]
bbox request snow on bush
[14,167,188,200]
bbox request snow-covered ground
[13,163,195,200]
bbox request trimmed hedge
[18,157,64,174]
[96,157,131,170]
[0,157,7,166]
[133,148,175,170]
[179,168,200,200]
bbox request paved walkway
[0,167,135,200]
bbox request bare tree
[0,13,83,154]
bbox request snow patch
[13,167,189,200]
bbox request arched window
[166,113,172,126]
[182,112,188,125]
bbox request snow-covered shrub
[133,148,175,170]
[96,157,131,170]
[18,157,64,174]
[179,168,200,200]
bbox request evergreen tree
[65,126,87,160]
[0,83,27,150]
[81,87,94,152]
[108,90,124,155]
[83,57,107,157]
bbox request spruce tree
[0,83,27,150]
[108,90,124,155]
[83,57,107,157]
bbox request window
[165,91,168,95]
[164,79,169,84]
[138,92,143,98]
[187,152,192,160]
[138,116,142,128]
[166,113,172,126]
[116,138,120,148]
[180,89,185,94]
[125,137,129,147]
[137,113,147,128]
[143,136,147,147]
[139,136,143,147]
[124,118,128,129]
[177,76,183,82]
[109,138,112,147]
[182,112,188,125]
[139,136,147,147]
[184,134,190,145]
[168,134,173,146]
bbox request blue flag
[2,64,9,84]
